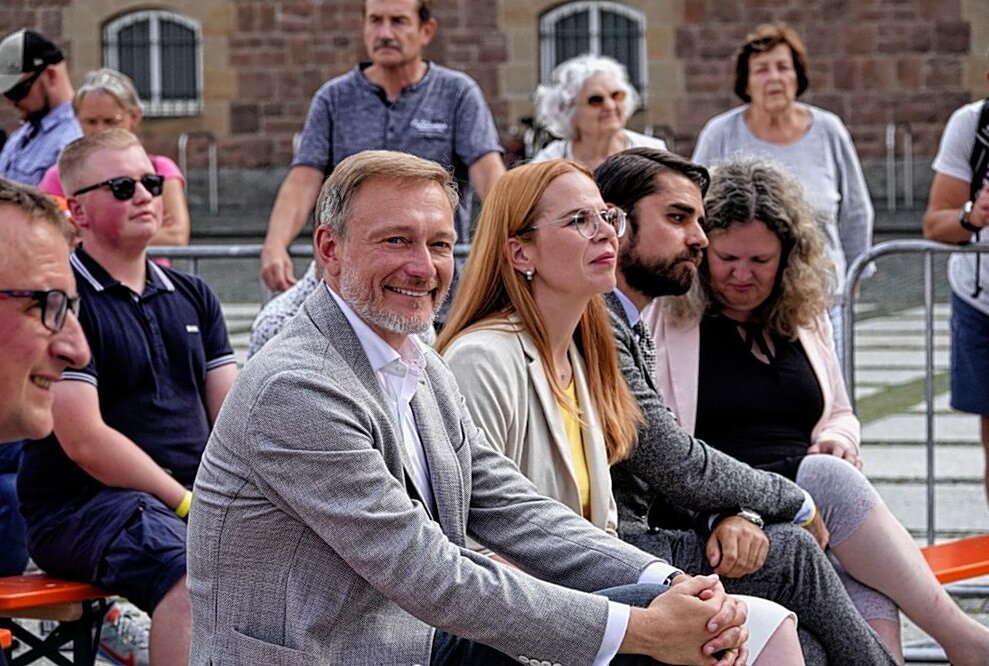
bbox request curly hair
[668,158,835,338]
[534,54,639,140]
[436,159,641,463]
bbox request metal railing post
[885,123,897,212]
[177,131,219,215]
[843,239,989,542]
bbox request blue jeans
[0,441,28,576]
[431,583,671,665]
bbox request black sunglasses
[586,90,627,107]
[0,289,80,333]
[4,67,46,102]
[72,174,165,201]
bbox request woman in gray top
[691,23,873,362]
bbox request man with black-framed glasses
[16,130,237,666]
[0,177,89,585]
[0,29,80,185]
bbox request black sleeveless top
[694,314,824,480]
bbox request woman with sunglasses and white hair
[38,68,190,248]
[532,55,666,171]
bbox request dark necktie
[19,121,41,148]
[632,319,657,377]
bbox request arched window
[103,10,202,117]
[539,2,646,93]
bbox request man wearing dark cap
[0,29,81,185]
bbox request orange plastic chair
[921,534,989,584]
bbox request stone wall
[1,0,988,173]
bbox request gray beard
[338,269,446,337]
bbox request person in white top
[532,54,667,172]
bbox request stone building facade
[1,0,988,172]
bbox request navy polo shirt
[19,246,235,514]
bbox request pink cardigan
[641,300,860,453]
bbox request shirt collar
[356,61,433,98]
[611,288,641,327]
[324,282,424,375]
[39,101,75,132]
[71,245,175,294]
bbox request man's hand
[620,574,749,665]
[807,438,862,469]
[803,510,830,550]
[261,242,297,292]
[706,517,769,578]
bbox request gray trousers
[624,522,898,666]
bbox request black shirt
[694,314,824,480]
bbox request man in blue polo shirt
[0,29,81,185]
[17,129,238,666]
[259,0,505,292]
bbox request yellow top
[559,381,591,518]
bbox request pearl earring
[525,270,534,281]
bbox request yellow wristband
[800,505,818,528]
[174,490,193,519]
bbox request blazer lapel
[410,374,464,541]
[302,285,406,484]
[570,350,612,529]
[519,332,579,490]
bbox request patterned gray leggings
[797,454,900,622]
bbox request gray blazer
[603,293,807,541]
[188,285,658,666]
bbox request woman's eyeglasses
[585,90,627,107]
[72,175,165,201]
[4,67,46,102]
[0,289,80,333]
[516,207,627,239]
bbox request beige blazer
[444,318,619,535]
[641,301,860,452]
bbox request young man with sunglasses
[0,178,89,587]
[0,29,81,185]
[16,130,238,666]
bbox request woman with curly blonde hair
[644,157,989,664]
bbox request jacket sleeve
[809,315,861,453]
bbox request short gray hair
[315,150,459,238]
[534,54,639,140]
[74,68,142,115]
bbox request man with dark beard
[593,147,898,665]
[0,30,81,185]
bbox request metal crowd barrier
[147,242,474,306]
[842,239,989,545]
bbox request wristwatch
[959,200,981,233]
[735,508,765,529]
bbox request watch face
[738,509,765,528]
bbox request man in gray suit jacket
[186,150,804,665]
[594,147,896,665]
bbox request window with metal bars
[539,1,646,93]
[103,10,202,117]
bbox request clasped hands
[624,574,749,666]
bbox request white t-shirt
[931,99,989,314]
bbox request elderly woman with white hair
[532,55,666,171]
[38,68,190,247]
